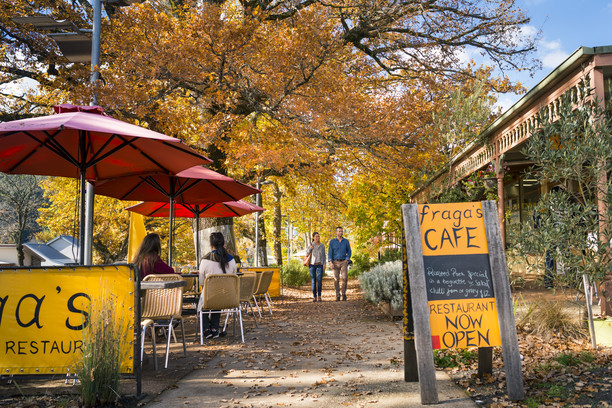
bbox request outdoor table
[141,279,186,290]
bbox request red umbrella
[94,166,260,264]
[0,105,211,263]
[125,200,264,219]
[0,105,209,179]
[94,166,259,204]
[125,200,265,264]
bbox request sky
[495,0,612,110]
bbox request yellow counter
[239,267,281,297]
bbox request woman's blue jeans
[309,264,324,298]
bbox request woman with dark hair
[132,233,176,280]
[198,232,237,338]
[306,232,326,302]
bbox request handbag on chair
[302,252,312,266]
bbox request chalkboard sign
[416,202,501,350]
[423,254,494,301]
[402,201,524,403]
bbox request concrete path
[144,280,477,408]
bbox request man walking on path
[328,226,351,301]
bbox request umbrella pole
[168,198,174,266]
[79,172,86,265]
[195,207,200,267]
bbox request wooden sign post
[401,201,524,404]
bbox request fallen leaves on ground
[443,293,612,407]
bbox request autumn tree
[1,0,538,263]
[0,174,45,265]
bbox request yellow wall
[240,267,281,297]
[0,265,136,375]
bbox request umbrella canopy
[125,200,264,219]
[0,105,211,264]
[125,200,264,265]
[94,166,260,265]
[93,166,259,204]
[0,108,210,179]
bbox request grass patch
[555,351,596,367]
[516,300,585,340]
[547,383,569,399]
[433,348,478,368]
[74,292,129,407]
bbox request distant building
[0,235,79,267]
[0,244,43,267]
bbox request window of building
[504,175,540,245]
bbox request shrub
[359,261,403,310]
[75,294,128,407]
[349,248,402,278]
[348,251,373,277]
[378,247,402,264]
[281,259,310,287]
[516,300,585,340]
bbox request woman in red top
[132,233,176,279]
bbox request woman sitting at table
[132,233,177,280]
[198,232,237,339]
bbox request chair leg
[140,326,146,365]
[223,311,230,332]
[180,319,187,357]
[252,294,263,318]
[199,311,204,345]
[164,317,174,369]
[171,321,178,343]
[237,307,244,343]
[243,301,258,328]
[249,302,259,328]
[195,312,200,343]
[151,325,158,371]
[264,292,273,315]
[232,311,236,336]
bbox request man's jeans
[331,259,348,297]
[309,264,324,298]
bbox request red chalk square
[431,335,441,350]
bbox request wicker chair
[198,274,243,344]
[236,272,258,328]
[181,275,200,317]
[252,270,274,317]
[141,274,187,370]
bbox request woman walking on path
[198,232,238,338]
[133,233,177,280]
[307,232,326,302]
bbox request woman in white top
[306,232,326,302]
[198,232,237,338]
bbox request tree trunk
[16,211,26,266]
[196,217,238,263]
[260,219,269,266]
[272,183,283,266]
[16,239,24,266]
